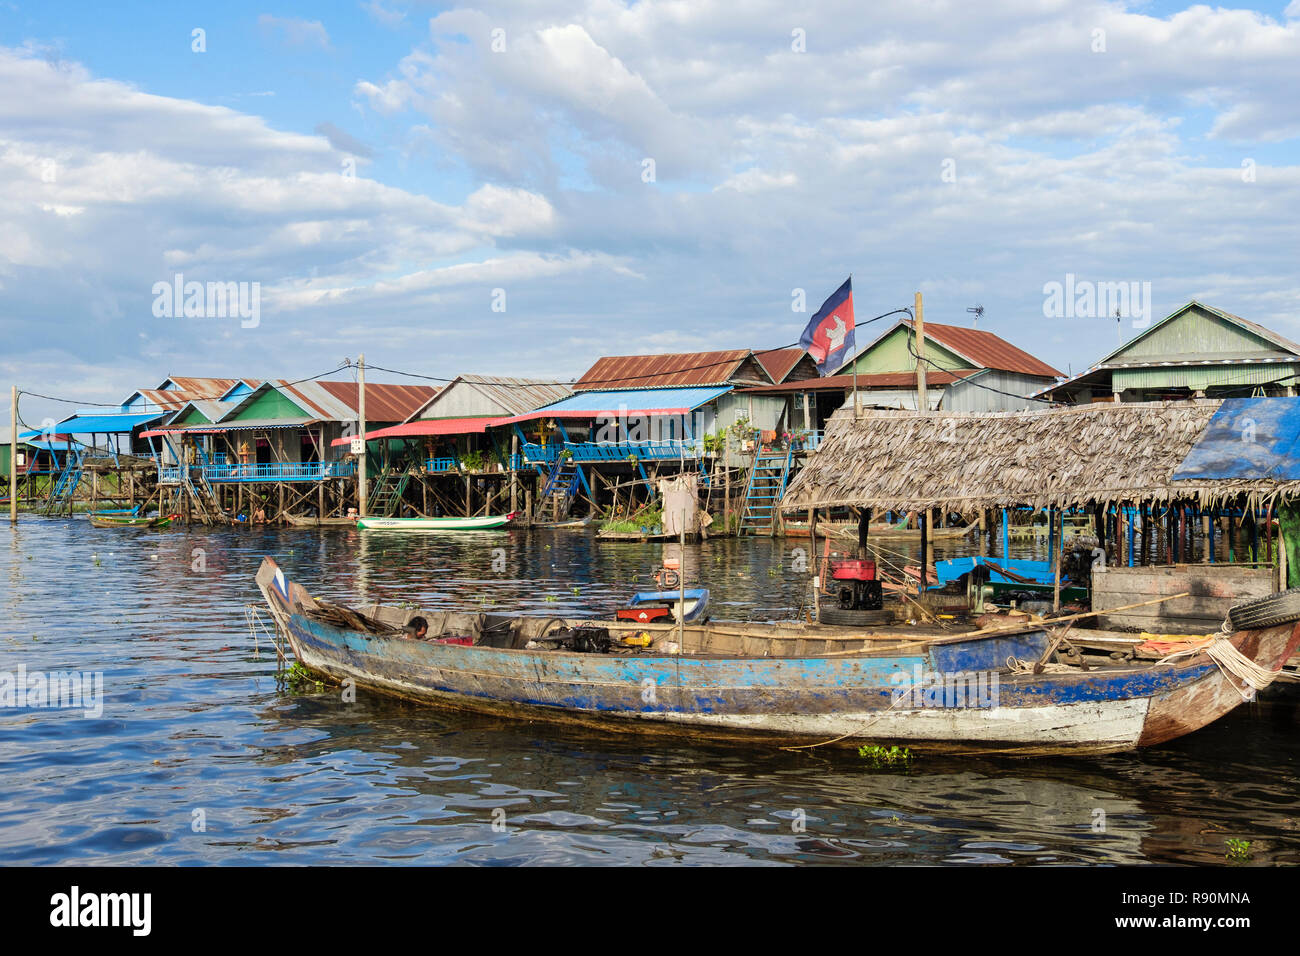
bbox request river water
[1,518,1297,865]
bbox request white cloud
[258,14,332,50]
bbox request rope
[1155,616,1282,701]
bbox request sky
[3,0,1300,426]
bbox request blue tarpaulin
[18,411,163,439]
[1174,398,1300,480]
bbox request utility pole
[914,291,928,413]
[9,386,17,525]
[357,354,367,518]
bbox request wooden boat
[356,512,518,531]
[784,521,975,541]
[89,514,175,529]
[256,556,1300,755]
[283,514,357,527]
[619,589,711,624]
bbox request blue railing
[521,440,705,465]
[162,461,356,483]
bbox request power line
[357,343,805,389]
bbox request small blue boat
[621,589,710,624]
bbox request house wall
[943,371,1056,412]
[416,383,508,420]
[844,327,973,376]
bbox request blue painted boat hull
[257,558,1298,755]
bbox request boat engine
[831,559,883,612]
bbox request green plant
[857,744,913,769]
[284,661,323,689]
[1225,838,1252,861]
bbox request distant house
[833,318,1063,412]
[1036,301,1300,404]
[146,378,435,481]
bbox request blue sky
[3,0,1300,424]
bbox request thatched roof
[782,400,1300,513]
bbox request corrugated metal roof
[755,349,808,384]
[331,416,508,446]
[59,412,167,433]
[406,375,571,421]
[1174,398,1300,480]
[918,322,1063,378]
[509,386,733,422]
[574,351,763,390]
[311,380,437,422]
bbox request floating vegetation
[857,744,913,769]
[1225,838,1252,861]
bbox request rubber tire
[1227,587,1300,631]
[818,606,892,627]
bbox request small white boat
[356,512,518,532]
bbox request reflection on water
[0,518,1297,865]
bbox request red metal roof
[755,348,809,384]
[574,350,762,390]
[329,417,505,446]
[918,322,1063,378]
[306,380,437,421]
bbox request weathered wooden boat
[619,588,711,624]
[283,514,358,527]
[256,556,1300,755]
[356,513,518,531]
[89,514,176,529]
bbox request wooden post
[9,385,17,525]
[510,434,519,515]
[914,291,927,412]
[918,510,928,596]
[1052,508,1063,613]
[357,353,367,518]
[723,431,731,535]
[809,507,820,621]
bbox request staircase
[535,457,579,523]
[42,447,85,516]
[184,470,223,524]
[367,467,413,517]
[739,446,792,536]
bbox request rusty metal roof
[574,350,769,390]
[755,348,811,384]
[918,322,1063,378]
[303,380,437,422]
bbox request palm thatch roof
[782,400,1300,514]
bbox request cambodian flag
[800,278,855,374]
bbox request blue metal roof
[523,386,732,418]
[20,411,164,438]
[1174,398,1300,480]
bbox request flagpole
[850,274,858,420]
